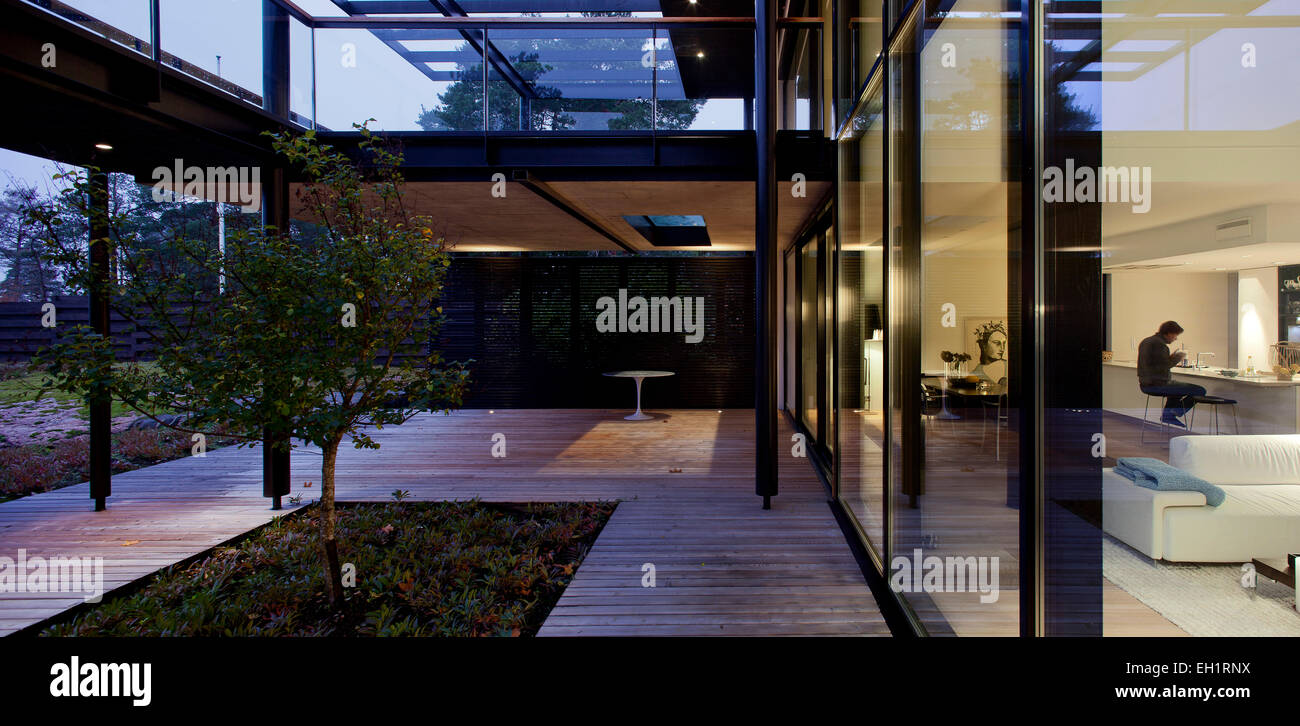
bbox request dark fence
[0,295,154,361]
[0,256,757,409]
[439,256,755,409]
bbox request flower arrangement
[940,350,971,377]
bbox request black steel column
[1014,0,1041,637]
[261,3,291,509]
[755,0,778,508]
[88,170,111,511]
[262,166,291,510]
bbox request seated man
[1137,320,1204,428]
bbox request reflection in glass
[890,0,1020,636]
[1056,2,1300,636]
[802,242,820,436]
[838,84,886,547]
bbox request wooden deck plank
[0,409,887,637]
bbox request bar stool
[1138,389,1172,444]
[1187,394,1240,435]
[1138,390,1190,447]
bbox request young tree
[26,125,470,607]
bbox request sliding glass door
[796,220,835,464]
[837,76,886,552]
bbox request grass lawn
[42,500,616,637]
[0,363,148,419]
[0,362,242,501]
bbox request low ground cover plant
[43,500,614,637]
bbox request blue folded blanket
[1114,457,1226,507]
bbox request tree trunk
[319,436,345,608]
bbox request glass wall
[837,78,886,549]
[830,0,1024,635]
[908,0,1020,636]
[801,241,821,436]
[820,0,1300,637]
[1045,2,1300,637]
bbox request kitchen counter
[1103,360,1300,387]
[1103,360,1300,434]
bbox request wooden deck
[0,409,888,636]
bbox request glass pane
[786,251,797,414]
[802,243,820,434]
[656,28,753,130]
[314,28,480,132]
[837,0,883,124]
[838,83,886,548]
[780,26,822,130]
[824,230,835,453]
[891,0,1020,636]
[160,0,263,105]
[1048,2,1300,636]
[487,28,654,131]
[290,15,313,127]
[26,0,153,56]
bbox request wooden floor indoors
[0,409,890,637]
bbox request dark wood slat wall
[439,256,756,409]
[0,258,755,410]
[0,295,153,361]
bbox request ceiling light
[1215,267,1226,270]
[94,143,113,150]
[697,51,705,58]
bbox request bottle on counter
[1247,355,1255,375]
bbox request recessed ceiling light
[1215,267,1226,270]
[1273,261,1283,265]
[94,143,113,150]
[1242,254,1252,258]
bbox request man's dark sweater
[1137,334,1177,386]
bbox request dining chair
[921,382,951,433]
[980,379,1009,461]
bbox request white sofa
[1102,435,1300,562]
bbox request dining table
[921,376,1007,415]
[603,370,675,420]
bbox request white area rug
[1104,536,1300,636]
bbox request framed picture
[964,317,1009,383]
